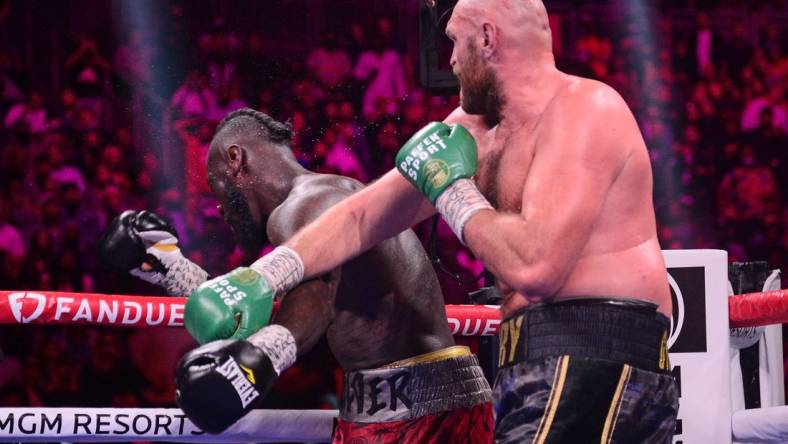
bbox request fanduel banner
[665,250,730,444]
[0,291,501,336]
[0,291,185,327]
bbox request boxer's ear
[226,144,245,176]
[481,22,497,59]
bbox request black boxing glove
[97,210,157,272]
[97,210,209,295]
[175,325,297,433]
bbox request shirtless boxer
[202,1,680,442]
[98,108,493,442]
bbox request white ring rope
[0,408,337,443]
[732,406,788,443]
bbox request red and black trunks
[332,346,494,444]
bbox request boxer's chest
[474,127,537,213]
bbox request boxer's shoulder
[538,76,638,155]
[514,76,638,177]
[550,76,632,120]
[443,106,490,143]
[267,174,359,245]
[295,173,364,194]
[443,106,488,131]
[443,106,493,149]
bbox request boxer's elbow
[508,262,565,300]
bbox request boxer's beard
[459,42,503,127]
[225,183,265,255]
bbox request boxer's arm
[463,87,633,299]
[264,190,346,355]
[270,274,337,356]
[284,170,436,279]
[281,109,481,279]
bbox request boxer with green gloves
[243,0,679,440]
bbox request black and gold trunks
[493,298,679,444]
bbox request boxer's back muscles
[267,174,454,370]
[462,75,671,315]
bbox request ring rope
[728,290,788,328]
[731,406,788,443]
[0,289,785,332]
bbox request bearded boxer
[98,108,493,442]
[205,1,680,442]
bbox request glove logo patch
[398,131,447,183]
[216,357,260,408]
[423,159,450,189]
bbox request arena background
[0,0,786,425]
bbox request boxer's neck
[495,56,561,131]
[251,154,310,214]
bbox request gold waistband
[381,346,472,369]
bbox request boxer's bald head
[451,0,552,53]
[446,0,554,122]
[207,108,299,252]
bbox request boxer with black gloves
[102,109,493,442]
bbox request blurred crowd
[0,1,786,410]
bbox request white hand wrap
[435,178,494,244]
[159,256,209,296]
[129,234,210,296]
[249,246,305,296]
[248,324,297,375]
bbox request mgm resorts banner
[665,250,730,444]
[0,408,338,443]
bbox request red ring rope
[728,289,788,328]
[0,289,784,334]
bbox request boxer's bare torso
[449,74,670,316]
[277,0,671,371]
[280,76,671,319]
[267,174,454,370]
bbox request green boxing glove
[396,122,494,244]
[185,267,274,344]
[395,122,478,203]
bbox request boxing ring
[0,250,786,443]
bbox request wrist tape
[248,324,297,375]
[160,256,209,296]
[249,246,305,296]
[435,179,494,244]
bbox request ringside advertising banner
[664,250,730,444]
[0,291,185,326]
[0,408,337,443]
[0,291,502,336]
